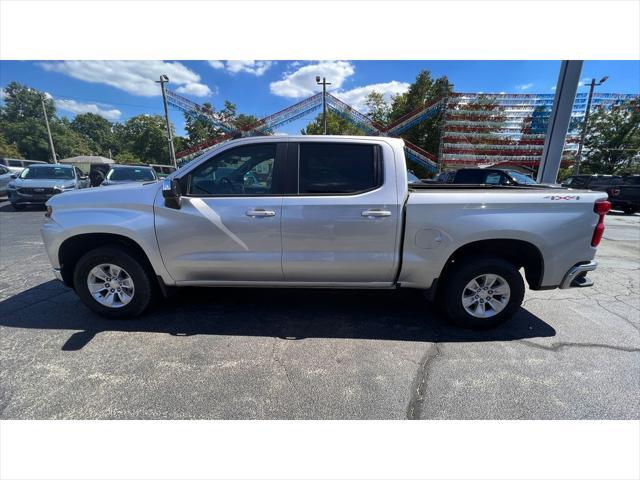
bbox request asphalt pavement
[0,199,638,419]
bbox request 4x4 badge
[543,195,581,200]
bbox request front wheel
[442,256,525,329]
[11,203,25,211]
[73,246,157,318]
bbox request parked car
[607,175,640,214]
[42,136,609,329]
[0,158,47,175]
[434,170,456,183]
[0,165,13,196]
[100,165,158,186]
[8,164,89,210]
[562,174,624,192]
[441,168,538,186]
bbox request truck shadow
[0,280,556,351]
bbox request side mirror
[162,178,182,209]
[10,174,17,179]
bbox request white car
[0,165,13,196]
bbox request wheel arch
[58,233,157,288]
[439,238,545,290]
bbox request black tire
[11,203,25,211]
[73,245,158,318]
[623,205,638,215]
[442,256,525,329]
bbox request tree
[0,132,22,158]
[116,115,172,164]
[301,110,366,135]
[387,71,451,155]
[51,117,93,159]
[113,151,143,164]
[0,81,55,123]
[581,100,640,174]
[365,91,391,126]
[184,102,221,147]
[1,82,57,160]
[70,113,114,156]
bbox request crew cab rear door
[154,142,287,283]
[281,141,401,284]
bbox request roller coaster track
[383,97,445,136]
[171,88,637,166]
[403,140,438,172]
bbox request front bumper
[560,260,597,289]
[8,190,58,205]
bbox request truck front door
[154,142,286,283]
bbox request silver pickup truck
[41,136,610,328]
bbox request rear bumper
[560,260,597,289]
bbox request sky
[1,60,638,137]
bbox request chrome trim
[52,268,63,282]
[560,260,597,289]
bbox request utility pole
[316,76,332,135]
[574,75,608,175]
[41,95,57,163]
[157,75,177,168]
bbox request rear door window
[298,143,380,194]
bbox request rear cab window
[297,143,381,195]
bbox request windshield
[107,167,156,182]
[20,166,74,180]
[508,171,537,185]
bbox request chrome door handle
[361,209,391,218]
[246,208,276,217]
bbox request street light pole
[574,75,608,175]
[316,76,332,135]
[41,95,57,163]
[157,75,177,168]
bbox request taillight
[591,199,611,247]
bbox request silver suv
[8,164,90,210]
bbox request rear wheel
[623,205,638,215]
[442,256,524,329]
[11,203,25,211]
[73,246,157,318]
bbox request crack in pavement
[518,340,640,353]
[406,344,442,420]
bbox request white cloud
[176,83,217,96]
[579,77,592,87]
[516,83,534,91]
[38,60,213,97]
[208,60,273,76]
[0,88,7,101]
[335,81,410,112]
[551,86,557,91]
[270,61,355,98]
[55,98,122,121]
